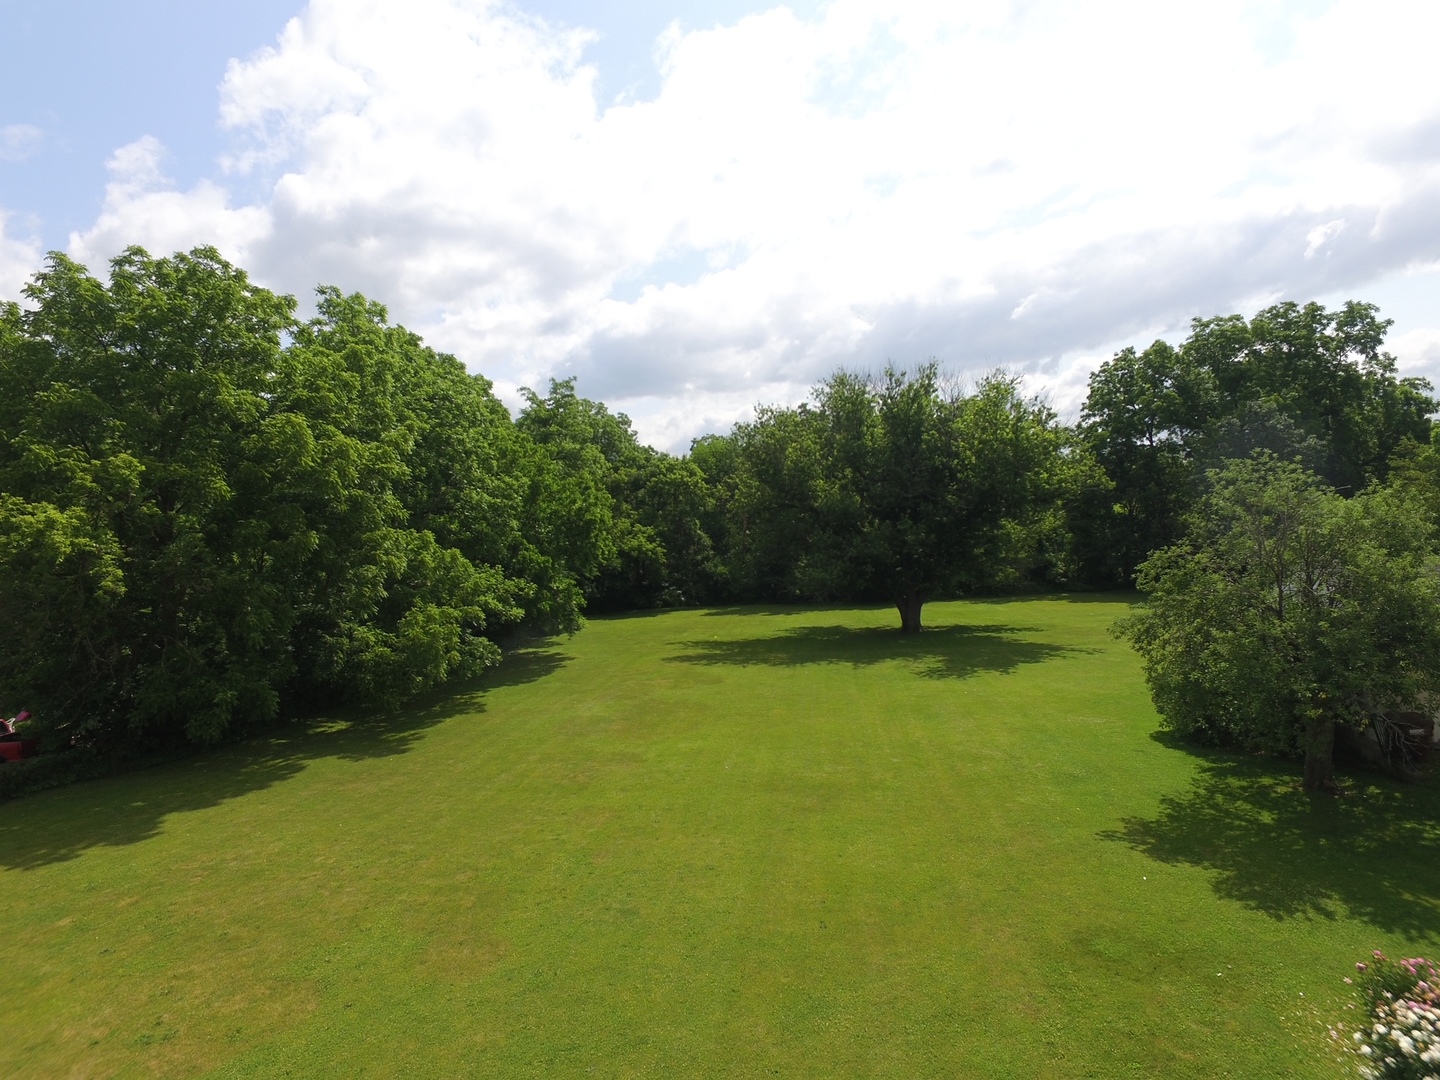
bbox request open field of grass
[4,595,1439,1077]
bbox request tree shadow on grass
[0,645,571,871]
[699,602,894,618]
[665,622,1085,681]
[990,590,1144,606]
[1099,740,1440,939]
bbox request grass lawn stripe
[2,596,1437,1077]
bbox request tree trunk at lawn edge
[1302,713,1336,793]
[897,591,926,634]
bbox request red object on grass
[0,710,37,761]
[0,739,38,763]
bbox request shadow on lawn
[0,645,571,871]
[1101,741,1440,939]
[699,602,892,618]
[666,622,1083,680]
[996,590,1144,606]
[696,592,1143,620]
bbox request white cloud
[0,211,42,299]
[0,124,43,162]
[1305,219,1345,259]
[68,136,271,276]
[50,0,1440,448]
[1393,327,1440,390]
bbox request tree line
[3,246,1437,766]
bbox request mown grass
[3,596,1438,1077]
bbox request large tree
[0,247,310,744]
[1117,454,1440,792]
[517,379,722,611]
[0,249,563,749]
[725,365,1068,631]
[1076,300,1434,585]
[1076,340,1216,584]
[849,367,1067,632]
[1188,301,1433,493]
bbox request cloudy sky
[2,0,1438,450]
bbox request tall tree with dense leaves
[1185,300,1433,493]
[1077,301,1434,585]
[1117,454,1440,792]
[718,403,833,602]
[272,289,533,707]
[519,379,720,611]
[859,368,1068,631]
[0,249,542,749]
[725,365,1068,630]
[0,248,306,744]
[1076,340,1216,585]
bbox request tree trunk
[897,591,926,634]
[1302,713,1336,793]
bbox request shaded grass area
[1101,737,1440,934]
[0,597,1435,1078]
[665,621,1086,680]
[0,646,572,871]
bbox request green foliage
[709,401,828,601]
[1117,454,1440,790]
[1076,301,1435,585]
[0,495,127,744]
[0,248,305,745]
[718,365,1069,627]
[518,378,722,611]
[0,249,566,749]
[1076,340,1217,584]
[1386,430,1440,526]
[1193,301,1433,492]
[4,598,1425,1077]
[273,289,539,701]
[5,245,1432,757]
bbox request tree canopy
[0,249,600,749]
[1074,301,1434,586]
[711,365,1072,631]
[3,244,1433,770]
[1117,454,1440,791]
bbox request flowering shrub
[1337,952,1440,1079]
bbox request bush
[1336,951,1440,1078]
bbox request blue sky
[0,2,301,243]
[2,0,1438,449]
[0,1,805,245]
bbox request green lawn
[3,596,1438,1077]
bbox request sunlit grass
[3,596,1437,1077]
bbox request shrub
[1336,951,1440,1079]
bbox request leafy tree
[1117,454,1440,792]
[854,367,1067,631]
[0,494,127,740]
[1188,301,1433,492]
[725,365,1067,631]
[718,402,832,602]
[0,248,304,745]
[1386,430,1440,523]
[0,249,539,748]
[1077,301,1434,584]
[622,453,723,606]
[274,290,532,706]
[686,432,742,597]
[519,379,721,611]
[1076,340,1217,585]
